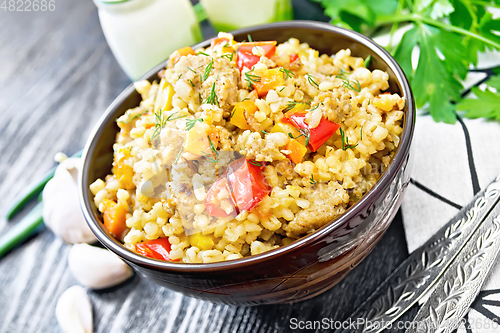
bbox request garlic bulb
[55,285,93,333]
[43,157,97,244]
[68,243,133,289]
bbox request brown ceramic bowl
[80,21,415,305]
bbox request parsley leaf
[456,76,500,120]
[313,0,500,123]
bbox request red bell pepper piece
[205,157,271,217]
[135,238,179,261]
[211,37,230,48]
[282,112,340,152]
[236,41,277,72]
[289,53,299,63]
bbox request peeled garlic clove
[68,243,133,290]
[56,285,93,333]
[43,157,97,244]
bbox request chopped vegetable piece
[188,233,215,251]
[205,176,235,217]
[205,157,271,217]
[282,111,340,152]
[185,121,219,156]
[236,41,277,72]
[289,53,299,63]
[211,37,235,53]
[248,68,284,97]
[170,46,196,65]
[229,100,258,130]
[154,79,174,113]
[286,139,308,164]
[271,122,306,146]
[135,238,179,261]
[101,199,128,239]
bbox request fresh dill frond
[309,174,317,185]
[306,74,319,88]
[261,130,268,135]
[188,79,195,87]
[198,93,202,104]
[201,151,217,163]
[203,82,219,106]
[221,53,233,61]
[118,110,147,124]
[203,58,213,81]
[279,87,285,92]
[198,51,209,56]
[342,78,361,92]
[174,147,183,164]
[247,34,253,43]
[279,67,295,79]
[340,127,359,150]
[244,71,261,89]
[166,111,188,122]
[207,135,218,158]
[150,109,167,143]
[248,160,264,167]
[298,127,311,147]
[230,108,236,119]
[187,67,197,74]
[178,73,182,79]
[185,118,203,131]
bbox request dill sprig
[309,174,317,185]
[248,160,264,167]
[221,53,233,61]
[336,69,351,80]
[174,147,183,164]
[198,51,209,56]
[150,109,167,143]
[306,74,319,88]
[187,67,197,74]
[287,127,311,147]
[207,135,218,158]
[279,67,294,79]
[298,127,311,147]
[203,82,219,106]
[166,111,188,122]
[203,58,213,81]
[185,118,203,131]
[201,152,217,163]
[118,110,147,124]
[188,79,195,87]
[283,99,312,112]
[339,127,362,150]
[342,78,361,92]
[247,34,253,43]
[244,71,261,89]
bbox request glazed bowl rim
[80,20,415,273]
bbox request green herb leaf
[456,77,500,120]
[245,71,261,89]
[185,118,204,131]
[309,174,317,185]
[150,109,167,143]
[279,67,295,79]
[203,58,213,81]
[363,55,372,68]
[306,74,319,88]
[203,82,220,107]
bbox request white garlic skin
[43,157,97,244]
[55,285,93,333]
[68,243,133,290]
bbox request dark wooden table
[0,1,416,332]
